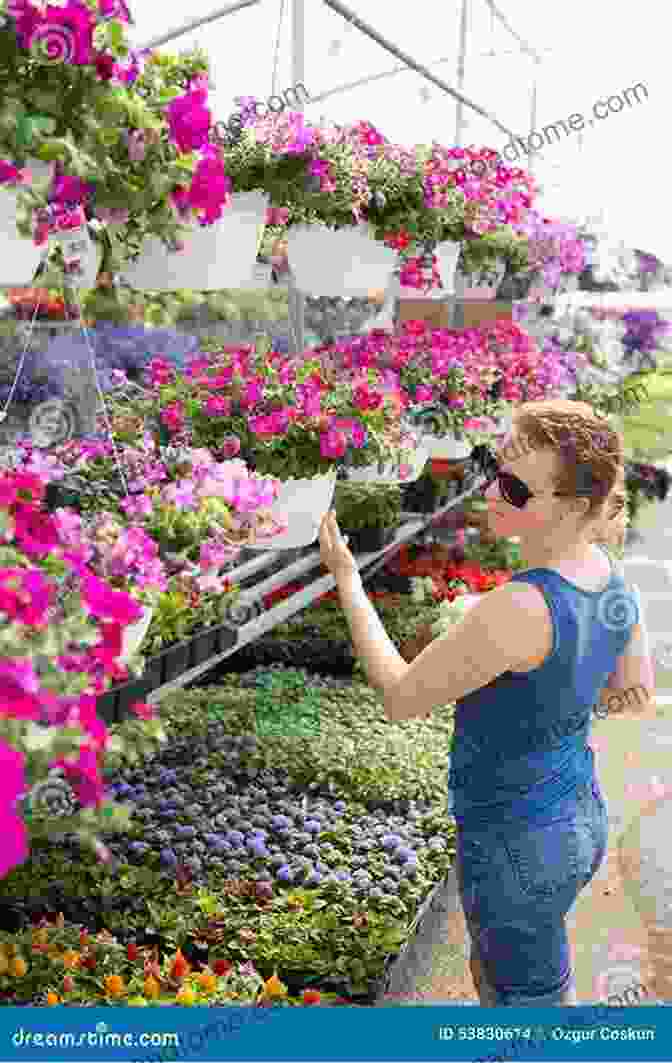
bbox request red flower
[213,958,232,976]
[131,702,154,721]
[302,989,321,1005]
[127,943,139,962]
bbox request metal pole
[139,0,261,51]
[320,0,516,138]
[484,0,542,63]
[287,0,305,355]
[527,65,538,174]
[455,0,468,147]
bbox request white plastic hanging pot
[423,432,472,460]
[0,159,51,286]
[120,192,269,291]
[119,605,154,664]
[246,469,337,550]
[347,445,428,484]
[287,224,397,297]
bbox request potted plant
[334,482,402,552]
[367,142,535,295]
[256,118,397,296]
[140,338,401,549]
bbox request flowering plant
[0,0,135,164]
[511,210,586,290]
[366,143,535,253]
[141,338,402,480]
[0,467,166,880]
[244,114,371,228]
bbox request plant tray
[99,623,238,720]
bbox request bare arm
[596,585,656,717]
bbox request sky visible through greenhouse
[131,0,668,261]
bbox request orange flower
[196,971,217,994]
[104,974,125,997]
[46,992,60,1006]
[144,976,160,1000]
[262,972,287,999]
[62,950,81,970]
[302,989,321,1005]
[9,956,28,977]
[176,986,195,1005]
[169,949,190,979]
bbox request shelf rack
[146,473,484,702]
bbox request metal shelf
[148,475,484,702]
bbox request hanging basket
[0,159,52,287]
[423,432,472,460]
[118,606,154,664]
[346,445,429,484]
[287,224,397,297]
[119,192,269,291]
[246,469,337,550]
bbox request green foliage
[334,483,402,530]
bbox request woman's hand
[319,510,358,584]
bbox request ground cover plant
[0,668,455,1004]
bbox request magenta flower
[187,153,232,224]
[167,85,212,153]
[81,572,143,625]
[320,429,347,459]
[54,745,104,808]
[205,395,232,417]
[0,740,29,879]
[0,161,24,185]
[51,174,92,205]
[219,435,241,459]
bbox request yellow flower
[263,972,287,998]
[176,986,196,1006]
[0,953,8,976]
[104,974,125,997]
[9,956,28,978]
[144,976,160,1000]
[196,971,217,995]
[62,950,81,970]
[46,992,60,1006]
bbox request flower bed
[0,668,455,1004]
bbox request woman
[319,398,654,1006]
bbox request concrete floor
[393,469,672,1006]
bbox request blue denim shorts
[455,779,609,1006]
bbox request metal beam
[484,0,543,63]
[139,0,261,51]
[320,0,516,138]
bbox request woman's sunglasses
[477,448,571,510]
